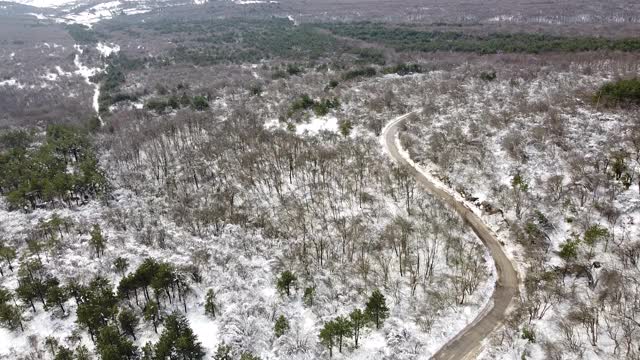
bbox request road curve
[382,113,519,360]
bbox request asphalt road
[382,113,519,360]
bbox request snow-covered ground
[58,1,151,27]
[264,116,340,136]
[0,79,24,88]
[384,65,640,360]
[96,42,120,57]
[11,0,77,8]
[73,45,101,115]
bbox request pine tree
[53,346,74,360]
[339,119,353,137]
[134,258,160,302]
[0,245,16,276]
[276,271,296,296]
[74,345,91,360]
[15,280,38,312]
[140,342,154,360]
[45,278,69,313]
[319,320,337,358]
[0,301,23,331]
[303,287,314,307]
[334,316,352,353]
[274,315,289,338]
[96,325,138,360]
[90,224,106,258]
[113,257,129,276]
[118,308,139,340]
[143,301,160,334]
[45,336,59,356]
[150,262,175,307]
[240,353,261,360]
[16,258,47,309]
[155,312,205,360]
[0,287,23,331]
[75,277,118,342]
[204,289,217,318]
[365,289,389,329]
[349,309,366,348]
[213,343,233,360]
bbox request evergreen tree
[143,301,160,334]
[333,316,352,353]
[76,277,118,341]
[74,345,91,360]
[0,302,23,331]
[118,308,139,340]
[0,288,23,331]
[339,119,353,137]
[274,315,289,338]
[66,279,86,306]
[276,271,296,296]
[96,325,138,360]
[349,309,366,348]
[45,278,70,313]
[213,343,233,360]
[15,278,38,312]
[240,353,261,360]
[204,289,217,318]
[16,259,47,311]
[45,336,59,356]
[303,287,314,307]
[319,320,337,358]
[155,312,205,360]
[0,245,16,276]
[53,346,74,360]
[365,289,389,329]
[113,257,129,276]
[150,262,175,306]
[140,342,155,360]
[90,224,106,258]
[117,274,137,304]
[134,258,160,302]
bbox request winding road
[382,113,519,360]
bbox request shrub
[521,326,536,343]
[594,78,640,107]
[342,67,377,81]
[191,96,209,111]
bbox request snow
[53,1,151,27]
[187,312,220,354]
[96,42,120,57]
[353,331,386,358]
[73,45,103,118]
[10,0,77,8]
[56,66,72,76]
[27,12,48,19]
[61,1,121,27]
[296,116,339,135]
[0,79,25,88]
[264,116,340,135]
[42,72,59,81]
